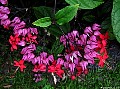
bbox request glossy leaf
[55,5,79,25]
[48,23,70,37]
[33,6,54,19]
[112,0,120,43]
[33,17,52,27]
[65,0,103,9]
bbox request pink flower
[0,6,10,14]
[78,34,87,45]
[10,17,21,27]
[0,0,7,4]
[79,61,88,71]
[92,23,101,30]
[40,52,49,65]
[0,14,8,19]
[13,21,26,31]
[1,19,11,29]
[18,40,26,46]
[22,53,35,62]
[33,74,42,82]
[84,26,93,35]
[69,63,75,73]
[57,58,64,65]
[21,44,36,54]
[28,27,38,35]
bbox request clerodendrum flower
[9,34,20,51]
[14,59,26,72]
[3,2,109,82]
[48,61,64,78]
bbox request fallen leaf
[3,85,12,88]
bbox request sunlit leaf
[55,5,79,25]
[33,17,51,27]
[65,0,103,9]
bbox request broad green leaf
[101,17,111,30]
[55,5,79,25]
[33,6,54,19]
[33,17,51,27]
[48,23,70,37]
[101,17,115,40]
[112,0,120,43]
[65,0,103,9]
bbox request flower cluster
[60,23,109,79]
[0,0,109,83]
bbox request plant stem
[54,0,56,14]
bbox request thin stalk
[54,0,56,15]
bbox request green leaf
[101,17,115,40]
[33,6,54,19]
[51,39,64,59]
[33,17,52,27]
[101,17,111,30]
[112,0,120,43]
[55,5,79,25]
[82,14,95,22]
[65,0,103,9]
[48,23,70,37]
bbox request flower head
[14,59,26,72]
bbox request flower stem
[14,67,19,74]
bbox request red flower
[26,34,38,44]
[76,66,82,76]
[97,32,109,53]
[71,75,76,80]
[32,64,46,72]
[97,52,109,67]
[9,34,20,51]
[96,32,109,67]
[14,59,26,72]
[48,61,64,78]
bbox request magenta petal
[79,61,88,71]
[65,54,70,61]
[64,62,69,68]
[57,58,64,65]
[92,23,101,30]
[0,14,8,19]
[0,0,7,4]
[90,35,97,42]
[74,58,79,65]
[84,26,93,34]
[22,54,28,61]
[88,59,94,64]
[17,29,23,35]
[84,54,92,59]
[94,31,101,36]
[18,41,26,46]
[69,63,75,73]
[28,53,35,59]
[47,55,54,62]
[22,28,28,36]
[73,30,79,37]
[29,27,38,34]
